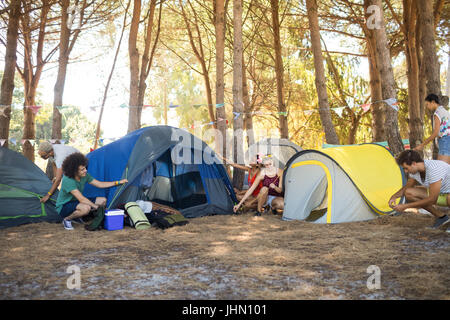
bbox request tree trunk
[415,11,426,127]
[137,0,157,109]
[270,0,288,139]
[21,0,50,161]
[368,53,385,141]
[242,55,254,148]
[418,0,442,159]
[127,0,142,133]
[181,0,216,125]
[201,64,215,125]
[305,0,339,144]
[22,90,37,162]
[52,0,70,141]
[232,0,245,189]
[418,0,442,98]
[362,1,385,142]
[0,0,21,149]
[214,0,227,157]
[348,113,361,145]
[403,0,423,149]
[128,0,161,133]
[367,0,403,155]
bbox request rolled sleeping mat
[124,202,151,230]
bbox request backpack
[145,209,189,229]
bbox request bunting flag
[169,103,180,108]
[233,112,241,120]
[384,98,399,111]
[9,138,16,146]
[26,105,42,115]
[0,139,6,146]
[55,105,70,110]
[333,107,345,117]
[217,117,228,123]
[60,139,66,145]
[0,105,8,117]
[55,105,73,115]
[361,103,371,112]
[24,139,34,146]
[216,103,225,108]
[278,111,288,116]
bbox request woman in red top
[233,155,284,215]
[218,153,263,210]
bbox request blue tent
[84,126,237,218]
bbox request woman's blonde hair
[262,154,273,164]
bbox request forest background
[0,0,448,188]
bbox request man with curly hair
[56,152,128,230]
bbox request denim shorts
[59,197,97,219]
[438,135,450,156]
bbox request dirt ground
[0,210,448,300]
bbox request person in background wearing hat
[38,141,79,203]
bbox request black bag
[145,209,189,229]
[85,206,105,231]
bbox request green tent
[0,147,61,229]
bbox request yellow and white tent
[282,144,406,224]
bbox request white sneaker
[63,219,74,230]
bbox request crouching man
[56,152,127,230]
[389,150,450,230]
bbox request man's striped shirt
[409,160,450,194]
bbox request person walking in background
[414,94,450,164]
[38,141,79,203]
